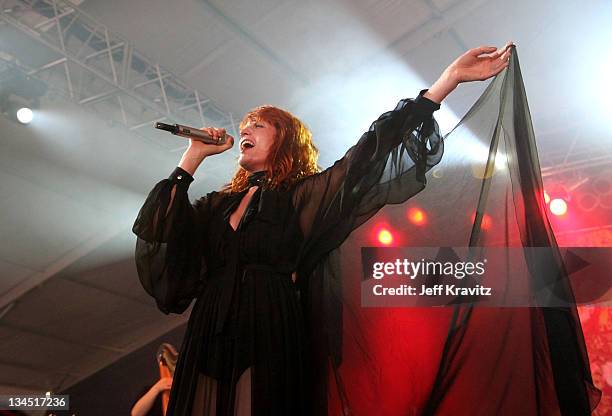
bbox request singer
[132,43,596,415]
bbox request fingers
[494,46,512,70]
[224,134,235,150]
[490,46,506,59]
[200,126,227,143]
[155,377,173,391]
[499,48,511,63]
[472,45,497,56]
[487,58,510,79]
[212,127,226,142]
[487,42,512,77]
[478,41,514,61]
[492,41,514,58]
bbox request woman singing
[133,44,514,415]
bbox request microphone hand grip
[155,122,227,145]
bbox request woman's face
[238,117,277,172]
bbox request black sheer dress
[132,92,442,415]
[133,50,600,416]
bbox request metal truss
[0,0,236,150]
[537,126,612,178]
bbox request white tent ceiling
[0,0,610,397]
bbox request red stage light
[407,208,426,225]
[550,198,568,216]
[470,212,492,230]
[377,229,394,245]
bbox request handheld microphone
[155,122,227,145]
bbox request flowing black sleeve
[132,167,210,314]
[293,90,443,274]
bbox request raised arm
[425,43,514,103]
[293,92,442,273]
[294,43,513,275]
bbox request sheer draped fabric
[133,49,599,415]
[316,49,600,415]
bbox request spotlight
[1,94,39,125]
[377,229,394,245]
[470,212,492,230]
[407,207,426,225]
[16,107,33,124]
[549,198,568,216]
[543,190,550,204]
[0,67,47,124]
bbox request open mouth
[240,139,255,151]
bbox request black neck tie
[247,171,267,188]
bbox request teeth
[240,139,254,150]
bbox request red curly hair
[224,105,320,192]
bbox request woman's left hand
[424,41,513,104]
[448,42,513,83]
